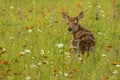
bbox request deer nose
[68,27,72,31]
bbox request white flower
[112,70,118,74]
[78,57,82,61]
[59,71,62,75]
[98,32,102,35]
[116,64,120,68]
[10,6,14,9]
[25,38,29,41]
[43,60,49,64]
[55,74,58,77]
[13,43,15,46]
[64,52,70,55]
[25,49,31,53]
[66,55,71,58]
[28,29,32,33]
[30,64,38,69]
[3,48,6,51]
[37,62,42,66]
[102,15,105,17]
[32,57,35,60]
[26,76,31,80]
[102,54,107,57]
[56,43,64,48]
[38,29,42,32]
[40,50,44,55]
[97,5,101,8]
[100,10,104,13]
[64,73,68,77]
[20,52,25,55]
[48,51,50,53]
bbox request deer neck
[72,24,84,35]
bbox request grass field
[0,0,120,80]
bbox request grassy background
[0,0,120,80]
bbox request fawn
[62,11,95,57]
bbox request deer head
[62,12,84,33]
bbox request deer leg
[77,39,81,57]
[70,39,77,62]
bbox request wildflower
[50,61,53,64]
[98,32,102,35]
[100,10,104,13]
[105,46,109,50]
[37,62,42,66]
[59,71,62,75]
[68,70,72,74]
[40,50,44,55]
[32,57,35,60]
[26,76,31,80]
[56,43,64,48]
[38,29,42,32]
[102,54,107,57]
[25,49,31,53]
[116,64,120,67]
[78,57,82,61]
[101,76,109,80]
[102,15,105,17]
[13,43,15,46]
[0,60,8,65]
[25,26,33,30]
[28,29,32,33]
[67,74,73,78]
[19,52,25,55]
[76,3,82,8]
[105,44,112,48]
[42,60,49,64]
[112,0,116,4]
[25,38,29,41]
[64,66,69,70]
[18,52,24,57]
[112,70,118,74]
[30,64,38,69]
[64,52,70,55]
[64,73,68,77]
[48,51,50,53]
[66,55,71,58]
[53,68,59,73]
[55,74,58,77]
[42,13,47,18]
[111,62,118,65]
[73,68,78,72]
[97,5,101,8]
[10,6,14,9]
[9,36,14,40]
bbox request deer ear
[61,12,69,20]
[77,11,84,20]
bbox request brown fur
[62,11,95,56]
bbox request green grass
[0,0,120,80]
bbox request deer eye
[74,22,77,25]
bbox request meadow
[0,0,120,80]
